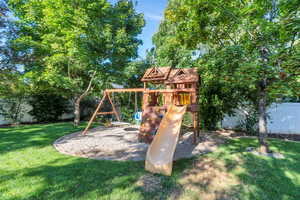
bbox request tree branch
[78,71,97,100]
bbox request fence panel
[222,103,300,134]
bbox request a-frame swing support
[82,91,119,135]
[82,88,145,135]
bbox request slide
[145,105,187,176]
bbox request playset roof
[141,67,171,82]
[141,67,199,84]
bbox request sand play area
[53,125,224,161]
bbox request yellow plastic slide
[145,105,187,176]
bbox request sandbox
[54,125,223,161]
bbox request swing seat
[111,121,131,126]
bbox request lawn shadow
[1,157,147,200]
[0,122,92,154]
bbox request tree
[9,0,145,126]
[152,19,195,67]
[162,0,299,152]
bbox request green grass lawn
[1,122,300,200]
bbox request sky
[110,0,168,58]
[134,0,168,58]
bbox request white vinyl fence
[222,103,300,134]
[0,101,73,125]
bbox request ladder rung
[97,112,115,115]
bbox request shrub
[28,94,70,122]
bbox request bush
[28,94,70,122]
[199,81,240,130]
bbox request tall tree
[162,0,299,152]
[0,0,18,72]
[9,0,144,126]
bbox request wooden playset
[82,66,200,142]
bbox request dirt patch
[53,125,226,161]
[177,157,241,200]
[245,147,285,159]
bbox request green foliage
[200,81,239,130]
[118,58,150,89]
[9,0,145,97]
[120,106,135,123]
[28,93,70,122]
[152,19,195,67]
[164,0,300,97]
[7,0,145,125]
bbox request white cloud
[144,13,163,21]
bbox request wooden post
[107,92,121,121]
[134,92,138,112]
[143,93,150,111]
[192,112,197,144]
[82,92,107,135]
[197,111,201,137]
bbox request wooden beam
[82,92,107,135]
[105,88,145,93]
[105,88,196,94]
[144,88,196,93]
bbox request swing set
[82,88,144,134]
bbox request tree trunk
[74,97,81,126]
[73,71,97,127]
[258,79,270,153]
